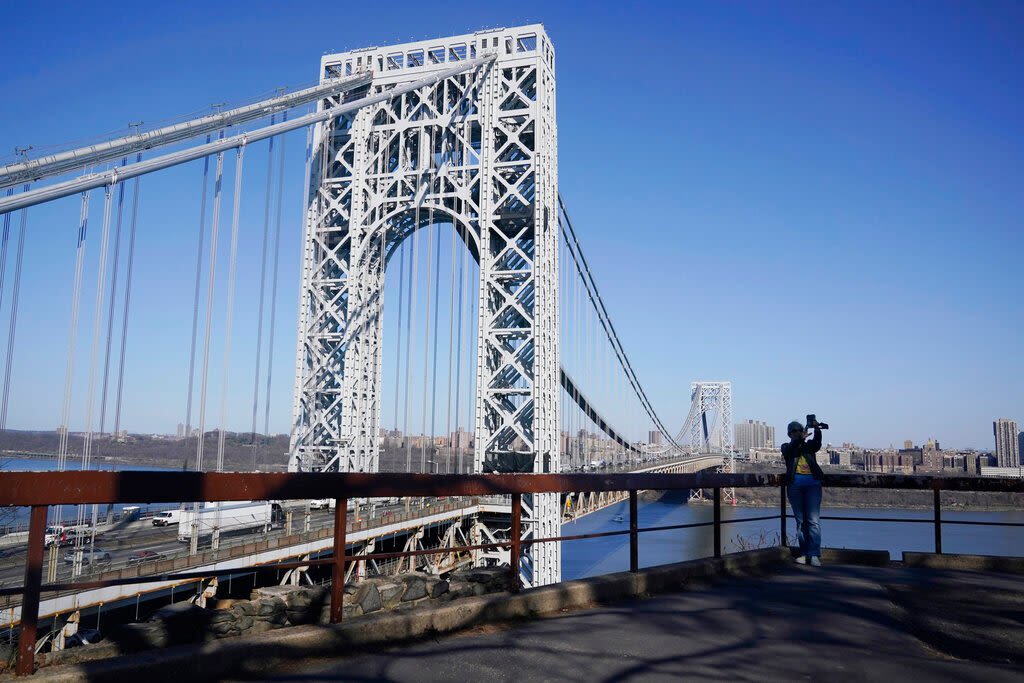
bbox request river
[562,491,1024,580]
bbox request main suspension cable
[558,196,680,450]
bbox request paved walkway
[238,563,1024,682]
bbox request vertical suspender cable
[262,113,290,439]
[452,225,466,473]
[81,184,116,471]
[428,210,441,472]
[251,118,276,466]
[420,214,434,472]
[79,183,115,562]
[444,221,456,473]
[54,191,91,527]
[216,145,246,473]
[403,193,419,473]
[112,153,142,438]
[98,158,127,435]
[392,242,405,432]
[0,185,29,431]
[185,135,214,438]
[195,151,226,471]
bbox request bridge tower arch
[289,26,561,586]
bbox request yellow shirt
[796,455,812,475]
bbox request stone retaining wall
[109,567,509,650]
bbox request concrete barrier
[821,547,891,567]
[903,551,1024,573]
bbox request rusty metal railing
[2,470,1023,675]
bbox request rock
[401,576,428,601]
[285,587,329,625]
[234,615,254,631]
[431,580,450,598]
[256,597,286,618]
[231,601,258,617]
[355,583,383,614]
[110,622,167,652]
[147,602,210,647]
[377,581,405,608]
[250,585,295,601]
[208,610,236,625]
[247,620,277,635]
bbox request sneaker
[795,555,807,565]
[810,556,822,567]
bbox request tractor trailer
[177,501,283,542]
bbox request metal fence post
[510,493,522,592]
[780,485,787,548]
[933,488,942,554]
[629,490,639,573]
[17,505,47,676]
[330,497,348,623]
[713,487,722,558]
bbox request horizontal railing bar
[4,471,1022,507]
[718,514,781,525]
[636,521,714,533]
[938,519,1024,527]
[822,516,940,524]
[530,529,631,544]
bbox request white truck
[151,509,182,526]
[177,501,283,542]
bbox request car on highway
[309,499,331,510]
[62,549,111,565]
[127,550,164,565]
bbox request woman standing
[781,420,824,566]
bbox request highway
[0,499,422,589]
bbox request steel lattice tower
[289,26,561,586]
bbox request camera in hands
[806,414,829,430]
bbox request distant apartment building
[648,430,662,446]
[903,440,914,449]
[922,439,943,471]
[449,428,473,450]
[734,420,775,453]
[993,419,1020,467]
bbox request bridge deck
[231,563,1024,682]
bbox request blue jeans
[787,476,822,558]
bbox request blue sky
[0,1,1021,450]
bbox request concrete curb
[902,552,1024,573]
[822,548,890,566]
[21,548,788,682]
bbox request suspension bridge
[0,24,736,612]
